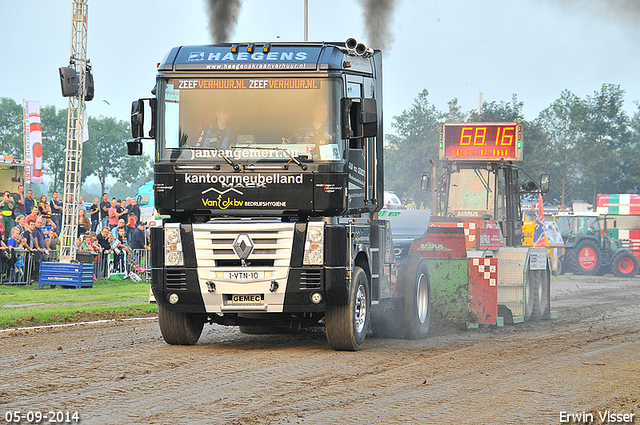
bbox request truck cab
[129,40,431,350]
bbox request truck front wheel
[325,266,370,351]
[158,303,205,345]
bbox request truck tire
[568,239,601,276]
[402,252,431,339]
[158,303,205,345]
[530,270,548,321]
[325,266,369,351]
[611,251,639,278]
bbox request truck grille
[300,269,322,289]
[192,222,295,268]
[166,270,187,291]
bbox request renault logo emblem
[233,234,254,261]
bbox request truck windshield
[158,77,342,163]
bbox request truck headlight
[166,251,183,267]
[304,222,324,266]
[308,227,323,243]
[164,224,184,266]
[166,228,180,244]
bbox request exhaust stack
[345,38,373,57]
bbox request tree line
[0,97,152,195]
[3,84,638,209]
[384,84,640,208]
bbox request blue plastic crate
[38,262,94,289]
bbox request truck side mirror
[341,98,356,139]
[127,139,143,156]
[540,174,550,193]
[420,173,431,192]
[131,100,145,139]
[341,97,378,142]
[361,98,377,138]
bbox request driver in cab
[285,102,334,146]
[309,102,333,144]
[195,105,237,150]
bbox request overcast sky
[2,0,640,136]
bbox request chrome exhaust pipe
[345,37,358,54]
[355,42,373,57]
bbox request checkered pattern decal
[472,257,497,286]
[429,220,480,249]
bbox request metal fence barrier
[1,248,151,285]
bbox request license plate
[226,271,262,280]
[228,294,264,305]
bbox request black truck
[128,39,431,350]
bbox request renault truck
[127,39,432,350]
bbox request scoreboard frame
[439,122,523,161]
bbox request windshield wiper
[218,149,240,171]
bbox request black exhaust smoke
[359,0,398,51]
[206,0,242,43]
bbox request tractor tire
[402,252,431,339]
[325,266,370,351]
[611,251,639,278]
[524,269,535,322]
[568,239,601,276]
[158,303,205,345]
[555,257,565,276]
[530,270,549,321]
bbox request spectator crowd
[1,185,153,283]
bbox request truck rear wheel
[158,303,205,345]
[402,252,431,339]
[568,239,601,276]
[325,266,369,351]
[611,251,639,278]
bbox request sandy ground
[1,275,639,424]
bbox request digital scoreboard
[439,122,523,161]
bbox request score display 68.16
[439,122,523,161]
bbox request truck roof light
[262,43,271,53]
[247,43,255,53]
[231,44,238,54]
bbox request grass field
[0,279,157,329]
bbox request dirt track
[1,275,639,425]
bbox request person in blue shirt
[24,189,35,218]
[6,227,22,282]
[49,191,63,236]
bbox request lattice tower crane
[59,0,89,262]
